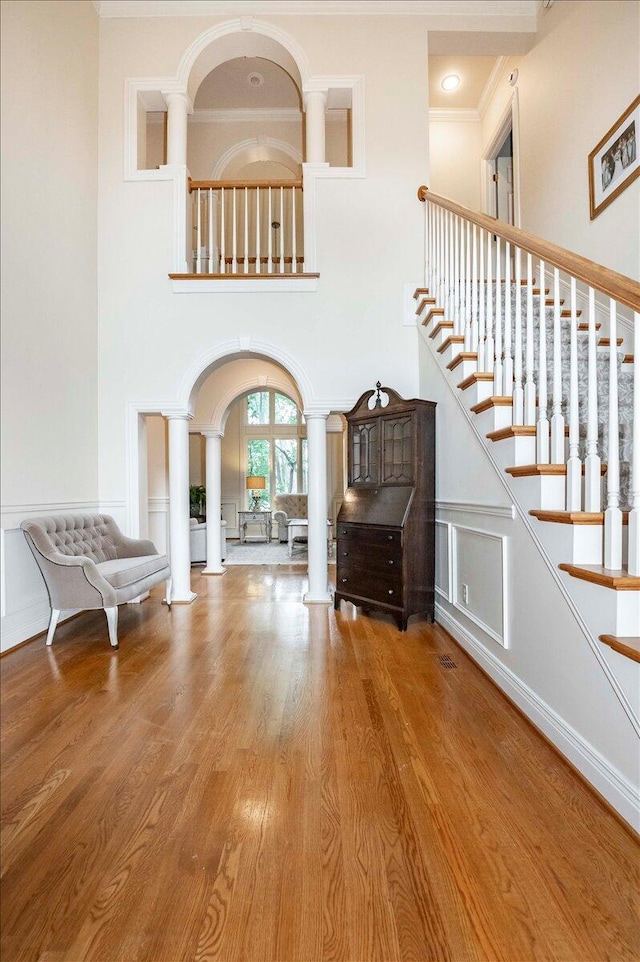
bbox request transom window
[245,391,307,508]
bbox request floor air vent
[438,654,457,670]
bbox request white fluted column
[304,89,327,164]
[304,411,331,604]
[166,413,197,603]
[202,430,225,576]
[165,92,190,167]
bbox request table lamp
[246,476,266,511]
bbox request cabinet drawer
[337,524,402,549]
[336,564,403,603]
[336,542,402,572]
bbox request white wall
[0,0,99,651]
[428,117,482,209]
[481,0,639,278]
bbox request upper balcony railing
[189,179,304,276]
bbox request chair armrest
[114,534,158,558]
[23,542,117,610]
[273,511,288,525]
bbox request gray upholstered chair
[272,493,308,542]
[21,514,172,649]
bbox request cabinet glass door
[382,415,413,483]
[350,420,379,484]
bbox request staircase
[416,187,640,679]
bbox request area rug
[223,540,308,565]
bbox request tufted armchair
[272,494,308,542]
[21,514,172,650]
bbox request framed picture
[588,95,640,220]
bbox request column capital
[161,407,192,421]
[163,90,193,113]
[202,429,224,439]
[303,407,330,420]
[303,88,328,112]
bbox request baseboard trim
[435,603,640,832]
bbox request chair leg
[165,577,172,607]
[104,606,119,649]
[46,609,61,646]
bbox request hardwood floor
[1,566,638,962]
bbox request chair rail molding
[436,499,516,520]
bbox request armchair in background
[272,494,308,542]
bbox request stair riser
[532,521,605,566]
[460,381,494,407]
[473,405,515,433]
[439,340,465,366]
[510,474,567,511]
[490,437,537,470]
[431,327,455,349]
[558,575,640,637]
[448,359,479,383]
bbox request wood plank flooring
[1,566,638,962]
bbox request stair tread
[507,463,607,477]
[558,563,640,590]
[530,510,629,525]
[437,335,465,353]
[413,287,430,299]
[422,307,445,326]
[598,635,640,663]
[429,321,454,339]
[622,354,634,364]
[458,372,494,390]
[447,352,478,371]
[470,395,513,413]
[487,425,537,440]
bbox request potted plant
[189,485,206,519]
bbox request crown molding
[96,1,538,18]
[429,107,480,123]
[477,54,508,118]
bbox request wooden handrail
[189,179,303,192]
[417,186,640,313]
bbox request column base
[303,590,332,605]
[164,591,197,605]
[201,566,227,576]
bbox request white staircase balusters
[485,232,494,377]
[566,277,582,510]
[243,187,249,274]
[465,221,472,350]
[471,224,479,352]
[513,245,524,425]
[279,187,285,273]
[196,188,202,274]
[448,211,455,325]
[494,236,503,394]
[267,187,273,274]
[231,187,238,274]
[550,268,565,463]
[208,188,215,273]
[536,260,550,463]
[426,200,433,293]
[256,187,261,274]
[524,253,537,426]
[220,188,226,274]
[478,228,486,371]
[629,313,640,575]
[584,288,602,511]
[291,187,297,274]
[604,297,623,568]
[453,215,460,335]
[503,242,513,398]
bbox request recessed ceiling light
[247,72,264,87]
[441,74,460,92]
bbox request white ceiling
[94,1,539,19]
[429,55,499,109]
[195,57,301,109]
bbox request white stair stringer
[418,317,640,740]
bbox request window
[244,390,306,508]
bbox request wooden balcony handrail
[189,178,303,192]
[418,186,640,313]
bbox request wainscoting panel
[451,524,509,648]
[435,520,452,602]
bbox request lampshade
[246,476,266,490]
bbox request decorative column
[165,92,190,167]
[202,430,225,576]
[166,412,197,603]
[304,89,328,164]
[304,411,331,604]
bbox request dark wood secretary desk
[334,383,436,630]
